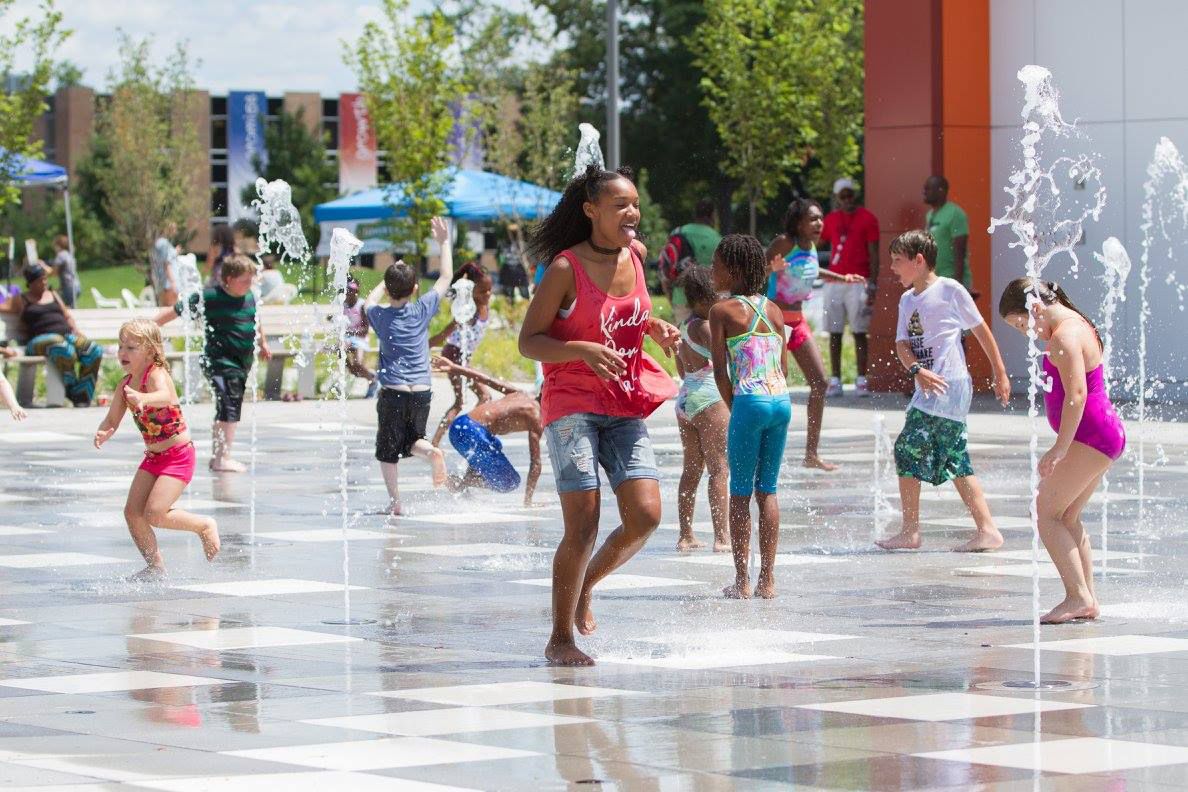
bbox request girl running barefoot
[709,235,792,600]
[94,320,219,580]
[520,164,680,666]
[1000,278,1125,624]
[767,198,864,471]
[431,262,495,447]
[673,266,730,553]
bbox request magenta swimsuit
[1042,356,1126,461]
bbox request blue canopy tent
[312,169,562,256]
[1,149,73,267]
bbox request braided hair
[527,165,636,264]
[715,234,768,295]
[998,277,1102,349]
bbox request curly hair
[782,197,822,237]
[676,263,718,308]
[714,234,767,295]
[526,165,636,263]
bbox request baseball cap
[833,178,857,194]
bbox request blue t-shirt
[366,290,443,387]
[767,244,819,305]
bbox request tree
[53,59,83,91]
[239,108,337,251]
[344,0,469,260]
[90,35,205,266]
[0,0,68,212]
[520,63,579,191]
[692,0,864,232]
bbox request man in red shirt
[820,178,880,397]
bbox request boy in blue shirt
[364,217,454,515]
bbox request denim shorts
[545,412,658,493]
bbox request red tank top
[541,246,677,426]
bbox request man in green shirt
[664,198,722,322]
[923,176,972,289]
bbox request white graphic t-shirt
[896,277,984,421]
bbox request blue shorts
[727,393,791,496]
[545,413,658,494]
[448,415,520,493]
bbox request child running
[876,230,1010,553]
[519,164,680,666]
[157,254,271,472]
[709,234,792,599]
[94,319,219,579]
[767,198,864,471]
[0,348,27,421]
[364,216,452,515]
[673,265,729,552]
[340,279,377,398]
[431,355,542,506]
[999,277,1125,623]
[431,262,495,446]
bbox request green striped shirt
[175,286,257,373]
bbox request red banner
[339,93,378,193]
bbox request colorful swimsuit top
[725,296,788,396]
[446,313,490,349]
[767,243,819,305]
[125,365,186,445]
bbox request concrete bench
[3,304,333,407]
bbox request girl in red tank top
[520,165,680,667]
[94,319,220,581]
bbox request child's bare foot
[676,533,705,552]
[387,500,403,517]
[876,530,922,550]
[128,565,166,583]
[723,576,751,599]
[575,589,597,636]
[953,529,1004,553]
[1040,595,1099,624]
[755,575,776,599]
[713,534,732,553]
[545,638,595,666]
[804,456,839,472]
[428,448,447,487]
[199,519,221,561]
[210,457,247,473]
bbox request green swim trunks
[894,407,974,486]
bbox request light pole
[606,0,620,170]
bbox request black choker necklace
[589,240,622,256]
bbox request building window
[211,96,227,116]
[211,186,229,217]
[267,96,282,116]
[324,119,338,150]
[322,98,338,119]
[211,163,227,182]
[211,118,227,150]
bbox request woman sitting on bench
[1,263,102,407]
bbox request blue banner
[227,90,268,220]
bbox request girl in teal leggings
[708,234,792,600]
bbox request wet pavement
[2,381,1188,790]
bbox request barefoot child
[0,348,27,421]
[363,216,453,515]
[519,164,680,666]
[156,254,271,472]
[431,262,495,446]
[431,355,542,506]
[340,279,377,397]
[673,266,730,552]
[999,278,1124,623]
[94,320,219,578]
[767,198,864,471]
[876,230,1010,553]
[709,234,792,599]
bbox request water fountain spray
[574,123,606,176]
[988,65,1107,689]
[174,253,204,408]
[870,412,898,543]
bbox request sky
[6,0,476,96]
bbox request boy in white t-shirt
[876,230,1011,553]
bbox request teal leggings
[727,393,791,496]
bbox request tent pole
[63,187,75,256]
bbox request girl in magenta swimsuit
[999,278,1126,625]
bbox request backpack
[658,227,698,290]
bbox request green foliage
[0,0,68,212]
[52,58,83,91]
[519,63,579,192]
[634,168,669,254]
[0,189,114,269]
[344,0,469,259]
[692,0,864,230]
[90,35,205,267]
[239,108,337,251]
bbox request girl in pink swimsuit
[999,278,1125,625]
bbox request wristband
[908,362,923,376]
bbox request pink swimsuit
[1043,356,1126,461]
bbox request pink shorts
[783,311,812,352]
[139,442,196,483]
